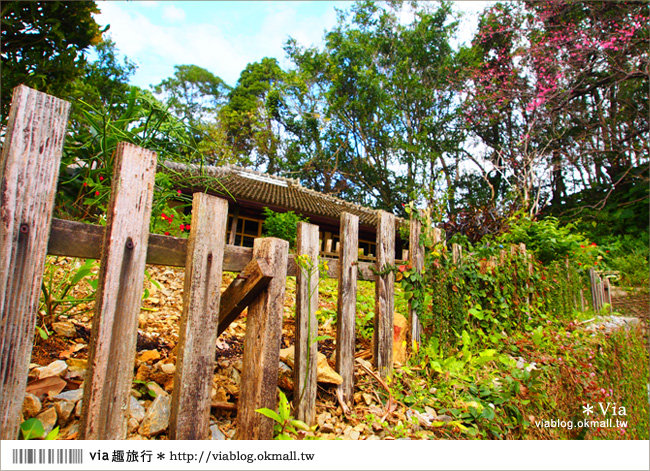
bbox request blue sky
[94,1,490,90]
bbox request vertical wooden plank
[336,213,358,405]
[228,204,239,245]
[293,222,319,425]
[80,142,157,440]
[408,210,424,349]
[452,243,463,265]
[374,210,395,378]
[169,194,228,439]
[236,237,289,440]
[0,86,70,439]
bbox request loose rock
[138,350,161,365]
[129,396,146,423]
[35,407,58,437]
[54,389,84,403]
[22,393,42,419]
[52,321,77,338]
[160,363,175,375]
[138,394,171,437]
[38,360,68,379]
[210,424,226,440]
[128,418,140,433]
[147,381,167,398]
[54,401,75,424]
[279,346,343,385]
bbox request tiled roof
[161,161,389,227]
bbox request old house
[162,162,405,260]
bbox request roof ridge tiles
[157,160,403,223]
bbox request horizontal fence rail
[47,218,378,281]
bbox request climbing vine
[400,206,586,354]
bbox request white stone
[129,396,146,422]
[54,389,84,403]
[38,360,68,379]
[160,363,175,375]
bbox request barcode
[12,449,83,465]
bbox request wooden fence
[0,86,606,440]
[0,86,402,440]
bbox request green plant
[261,207,308,249]
[38,257,98,336]
[255,390,311,439]
[132,380,158,400]
[20,418,59,440]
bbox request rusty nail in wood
[19,224,29,234]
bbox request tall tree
[1,1,104,119]
[285,1,463,213]
[461,0,649,218]
[220,57,288,173]
[153,64,230,126]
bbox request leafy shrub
[261,207,308,249]
[601,235,649,288]
[494,214,591,265]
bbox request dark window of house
[226,215,262,247]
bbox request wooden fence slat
[293,222,319,425]
[80,142,157,440]
[0,86,71,439]
[235,237,289,440]
[374,211,395,378]
[217,258,274,337]
[47,218,382,280]
[336,213,359,405]
[408,210,424,349]
[452,243,463,265]
[169,194,228,440]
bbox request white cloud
[162,4,186,23]
[96,2,249,87]
[93,2,345,89]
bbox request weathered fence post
[408,210,424,349]
[80,142,157,440]
[589,268,602,312]
[0,86,70,439]
[236,238,289,440]
[452,243,463,265]
[293,222,319,426]
[374,211,395,378]
[336,213,358,405]
[169,194,228,439]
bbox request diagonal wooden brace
[217,257,274,337]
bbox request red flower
[185,224,190,231]
[83,182,87,187]
[99,176,104,181]
[95,191,100,196]
[398,264,407,272]
[580,245,585,248]
[164,232,170,236]
[177,190,182,195]
[591,242,597,247]
[180,224,185,231]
